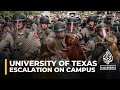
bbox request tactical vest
[54,37,64,50]
[11,29,30,59]
[92,35,105,47]
[88,28,97,39]
[80,33,88,47]
[38,28,53,43]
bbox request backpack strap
[25,30,30,39]
[11,29,17,41]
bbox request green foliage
[0,11,41,17]
[0,11,98,17]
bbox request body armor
[11,29,30,59]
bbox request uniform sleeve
[47,29,55,38]
[76,33,83,40]
[0,34,11,51]
[74,27,83,40]
[81,28,90,38]
[81,28,86,37]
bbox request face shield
[67,22,76,33]
[98,28,108,38]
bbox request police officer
[79,19,90,48]
[26,17,34,32]
[0,19,7,41]
[66,17,82,40]
[87,15,98,39]
[4,16,13,33]
[83,24,109,58]
[38,16,54,42]
[0,13,40,60]
[104,15,114,32]
[53,21,66,50]
[4,16,12,25]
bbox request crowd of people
[0,11,120,79]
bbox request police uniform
[86,15,98,39]
[80,27,90,47]
[54,36,65,50]
[0,32,7,42]
[87,26,97,39]
[0,28,41,60]
[38,26,54,42]
[66,17,83,40]
[83,24,108,58]
[83,34,105,58]
[53,21,67,50]
[66,27,83,40]
[38,16,54,42]
[0,20,12,57]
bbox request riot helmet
[5,16,12,22]
[12,13,26,30]
[53,21,66,32]
[67,17,77,32]
[12,13,26,22]
[26,18,34,29]
[40,16,50,24]
[0,19,6,31]
[105,15,113,25]
[87,15,97,23]
[96,24,108,38]
[26,18,34,25]
[0,19,6,25]
[53,21,66,38]
[67,17,77,24]
[87,15,97,28]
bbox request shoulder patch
[34,31,38,38]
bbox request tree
[0,11,42,17]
